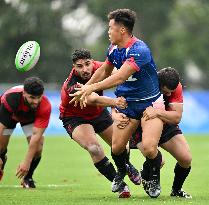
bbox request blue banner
[11,90,209,135]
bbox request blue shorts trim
[116,93,161,119]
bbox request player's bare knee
[112,143,124,155]
[143,144,157,158]
[87,144,103,157]
[178,155,192,168]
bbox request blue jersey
[106,36,160,101]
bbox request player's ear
[121,27,126,34]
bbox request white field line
[0,184,78,188]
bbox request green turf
[0,135,209,205]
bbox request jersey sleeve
[63,70,81,95]
[105,44,115,66]
[168,83,183,104]
[34,98,51,128]
[125,45,151,71]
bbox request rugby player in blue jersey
[70,9,164,198]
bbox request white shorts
[3,123,33,137]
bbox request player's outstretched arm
[143,104,183,124]
[16,127,45,179]
[87,93,127,109]
[69,62,136,107]
[86,62,114,85]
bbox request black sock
[125,148,130,165]
[0,149,7,170]
[24,156,41,179]
[94,156,116,182]
[111,149,127,175]
[146,150,162,181]
[172,163,191,191]
[141,160,150,180]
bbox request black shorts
[61,109,113,138]
[129,123,182,149]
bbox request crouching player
[0,77,51,188]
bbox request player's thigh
[22,123,34,144]
[72,124,101,149]
[0,135,11,151]
[112,118,139,154]
[93,109,113,146]
[0,123,13,150]
[22,123,44,153]
[161,134,192,166]
[141,117,163,149]
[99,125,113,147]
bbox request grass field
[0,135,209,205]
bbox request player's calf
[0,149,8,181]
[94,156,116,182]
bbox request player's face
[74,59,94,80]
[108,19,124,45]
[23,91,42,109]
[161,86,175,96]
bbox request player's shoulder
[39,95,51,111]
[3,86,23,103]
[173,82,183,95]
[4,85,23,95]
[129,38,150,54]
[92,60,103,70]
[64,68,78,86]
[41,95,51,105]
[167,82,183,103]
[1,86,23,111]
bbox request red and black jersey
[164,82,183,111]
[0,86,51,128]
[59,61,104,120]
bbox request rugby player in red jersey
[59,48,141,198]
[0,77,51,188]
[115,67,192,198]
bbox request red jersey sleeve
[34,96,51,128]
[168,83,183,104]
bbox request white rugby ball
[15,41,40,72]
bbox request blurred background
[0,0,209,134]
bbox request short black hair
[158,67,180,90]
[72,48,92,64]
[108,9,136,34]
[24,77,44,96]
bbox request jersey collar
[124,36,138,48]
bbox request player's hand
[143,106,158,121]
[112,111,130,129]
[69,84,94,108]
[68,83,83,107]
[114,97,127,109]
[16,161,30,179]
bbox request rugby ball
[15,41,40,72]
